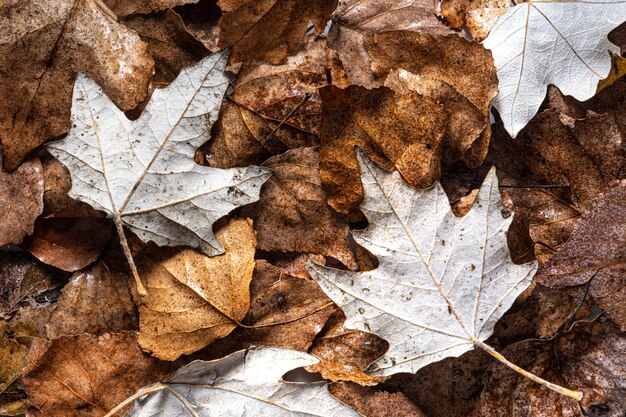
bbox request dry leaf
[207,99,317,168]
[246,147,356,269]
[218,0,338,64]
[134,218,256,360]
[0,322,27,394]
[22,216,112,272]
[174,0,222,52]
[0,0,154,170]
[103,0,199,16]
[308,311,388,386]
[319,85,447,221]
[484,0,626,137]
[228,37,349,136]
[23,332,178,417]
[45,261,137,339]
[199,259,336,357]
[0,159,44,246]
[481,317,626,417]
[121,9,210,88]
[121,347,363,417]
[327,0,453,86]
[537,180,626,330]
[437,0,513,40]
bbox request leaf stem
[103,383,166,417]
[473,339,583,400]
[113,214,147,297]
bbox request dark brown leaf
[103,0,199,16]
[0,0,154,170]
[0,159,44,246]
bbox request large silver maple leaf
[46,50,271,257]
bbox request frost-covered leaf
[307,150,537,376]
[484,0,626,137]
[46,50,271,257]
[122,347,363,417]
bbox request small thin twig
[256,93,313,163]
[556,281,590,335]
[113,215,147,297]
[473,339,583,400]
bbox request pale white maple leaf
[46,50,271,291]
[106,347,363,417]
[484,0,626,137]
[306,150,582,399]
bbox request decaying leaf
[246,147,356,269]
[537,180,626,330]
[327,0,453,86]
[0,159,44,246]
[134,218,256,360]
[118,347,363,417]
[481,317,626,417]
[23,332,178,417]
[308,150,537,376]
[121,9,210,88]
[319,85,447,221]
[330,383,428,417]
[484,0,626,137]
[46,50,271,293]
[0,322,27,394]
[0,0,154,170]
[22,216,111,272]
[437,0,513,41]
[45,261,137,339]
[218,0,338,64]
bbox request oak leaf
[483,0,626,137]
[117,347,363,417]
[133,218,256,360]
[218,0,338,64]
[0,0,154,170]
[437,0,513,41]
[45,50,271,292]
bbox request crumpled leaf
[121,9,209,88]
[45,261,137,339]
[537,180,626,330]
[245,147,356,269]
[133,218,256,360]
[0,0,154,170]
[123,347,363,417]
[307,150,537,376]
[218,0,338,64]
[308,311,388,385]
[103,0,199,16]
[22,216,112,272]
[437,0,513,41]
[0,158,44,246]
[483,0,626,137]
[46,50,271,257]
[328,0,453,86]
[0,322,27,394]
[481,317,626,417]
[23,332,179,417]
[319,85,447,221]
